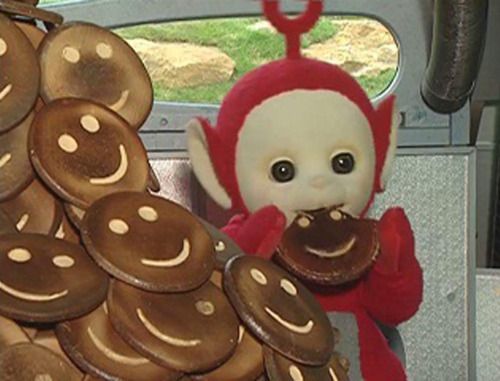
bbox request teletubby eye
[331,153,355,174]
[270,160,295,183]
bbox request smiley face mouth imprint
[0,281,68,302]
[305,236,356,259]
[109,90,130,112]
[16,214,29,231]
[136,308,201,347]
[329,367,339,381]
[264,307,314,334]
[0,84,12,101]
[87,327,150,366]
[89,144,128,185]
[140,239,191,268]
[0,153,11,168]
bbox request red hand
[235,205,286,258]
[375,207,414,275]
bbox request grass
[38,1,397,104]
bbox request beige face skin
[235,89,375,225]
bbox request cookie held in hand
[276,208,379,286]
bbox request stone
[304,19,398,78]
[247,20,276,33]
[126,39,236,89]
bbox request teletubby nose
[309,175,328,189]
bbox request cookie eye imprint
[280,279,297,296]
[215,240,226,252]
[138,206,158,222]
[96,42,113,59]
[331,152,355,174]
[270,159,295,183]
[0,38,7,56]
[62,46,80,63]
[58,134,78,154]
[7,248,32,263]
[108,219,129,235]
[297,216,311,228]
[250,268,267,285]
[80,115,100,133]
[329,210,343,221]
[52,255,75,269]
[195,300,215,316]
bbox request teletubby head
[187,0,399,224]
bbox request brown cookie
[0,13,39,133]
[201,270,265,381]
[39,22,153,129]
[56,304,181,381]
[199,219,244,270]
[192,325,264,381]
[108,280,239,373]
[14,20,45,48]
[0,343,81,381]
[0,112,35,201]
[55,214,80,244]
[276,208,379,286]
[0,315,30,353]
[224,256,334,366]
[0,0,63,26]
[29,99,149,208]
[0,179,63,235]
[82,192,215,292]
[264,346,350,381]
[0,208,16,235]
[0,233,109,322]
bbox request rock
[247,20,276,33]
[126,39,236,89]
[303,19,398,78]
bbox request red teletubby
[187,1,423,380]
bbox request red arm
[222,205,286,258]
[360,208,423,326]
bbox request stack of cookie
[0,2,350,380]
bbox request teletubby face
[236,89,375,224]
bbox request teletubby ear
[378,96,401,191]
[186,118,232,210]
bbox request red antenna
[263,0,323,59]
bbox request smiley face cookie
[0,343,81,381]
[29,99,149,208]
[0,112,34,201]
[0,13,39,133]
[224,256,334,366]
[39,22,153,129]
[263,346,350,381]
[0,234,108,322]
[0,179,63,236]
[108,280,239,373]
[82,192,215,292]
[199,219,244,270]
[276,208,379,285]
[56,304,181,381]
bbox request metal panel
[368,147,476,381]
[476,269,500,381]
[146,147,476,381]
[43,0,469,146]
